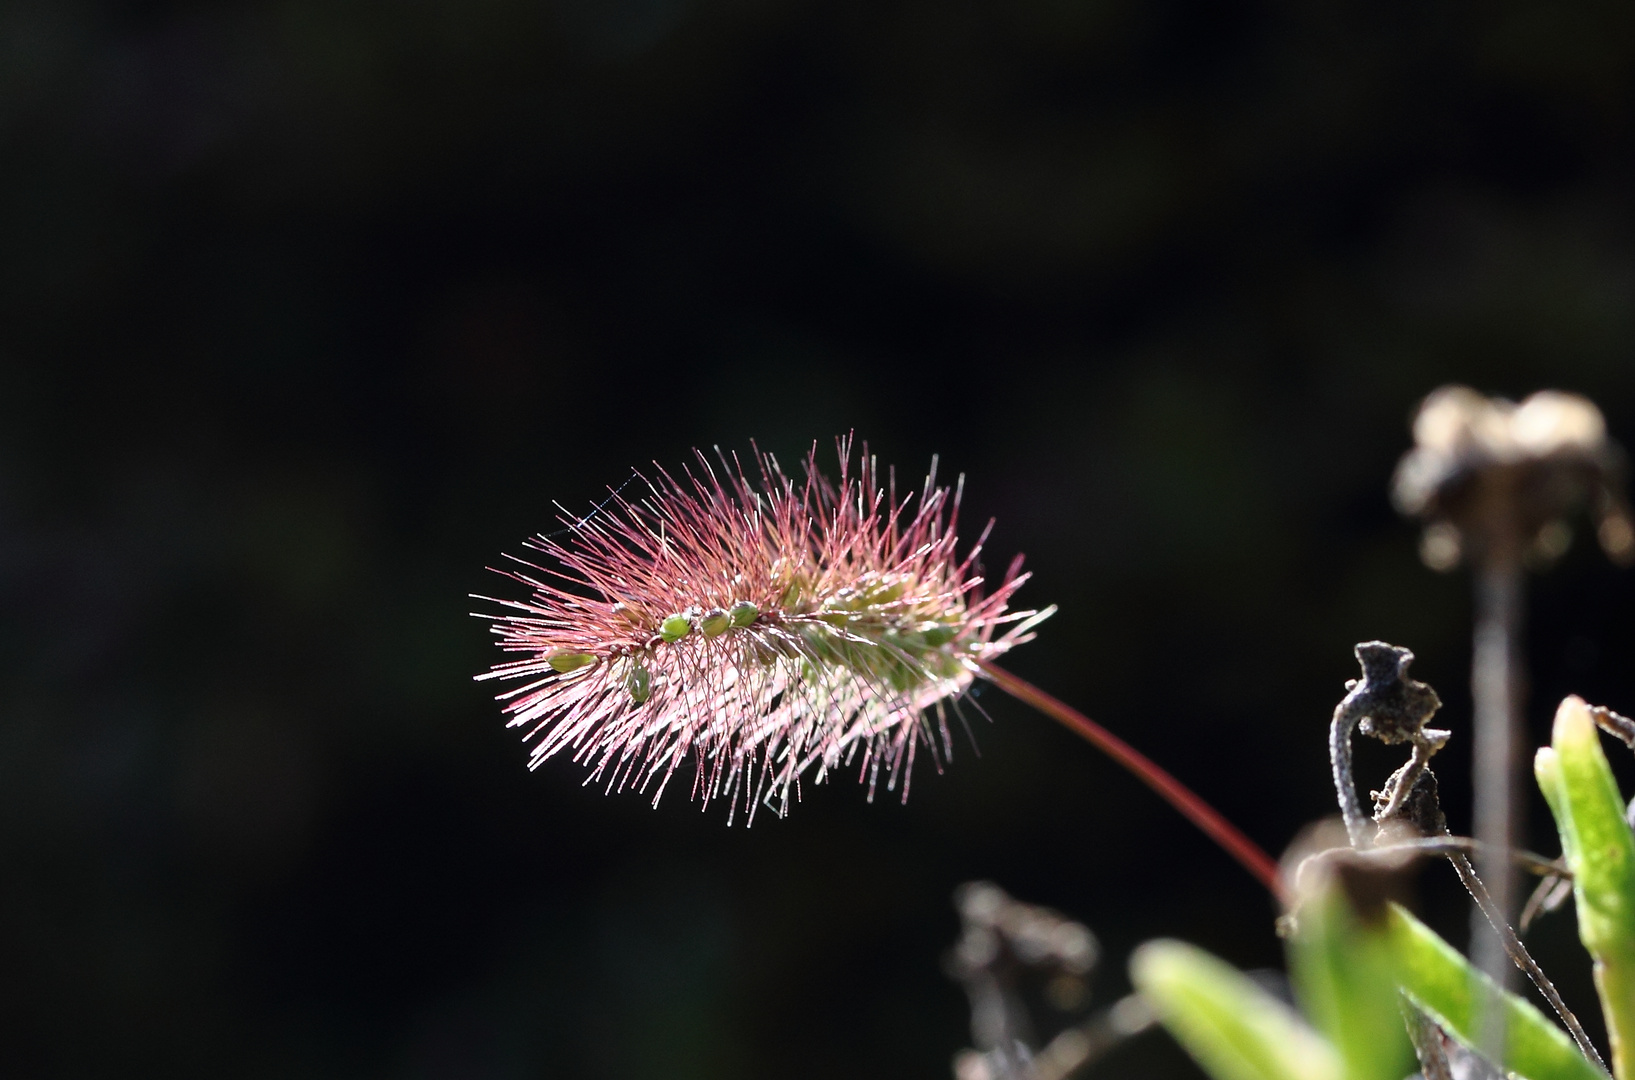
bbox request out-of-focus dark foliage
[3,0,1635,1077]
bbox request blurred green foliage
[1139,876,1603,1080]
[1133,938,1341,1080]
[1289,875,1414,1080]
[1144,695,1635,1080]
[1539,699,1635,1080]
[1388,903,1603,1080]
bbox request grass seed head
[474,437,1050,823]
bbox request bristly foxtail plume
[473,437,1053,824]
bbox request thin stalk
[1310,835,1566,879]
[1330,705,1369,848]
[979,660,1287,905]
[1359,836,1566,879]
[1402,1001,1455,1080]
[1449,850,1606,1071]
[1471,557,1524,1059]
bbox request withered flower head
[1392,385,1634,570]
[474,439,1050,823]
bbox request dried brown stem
[1448,851,1606,1071]
[1359,836,1567,879]
[1590,704,1635,749]
[1402,1002,1456,1080]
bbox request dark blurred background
[4,0,1635,1076]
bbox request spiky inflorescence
[474,438,1050,823]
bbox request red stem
[979,660,1287,905]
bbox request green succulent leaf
[1289,878,1415,1080]
[1539,696,1635,1080]
[1537,748,1580,869]
[1131,939,1342,1080]
[1384,903,1605,1080]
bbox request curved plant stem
[1303,837,1568,882]
[979,660,1287,905]
[1330,705,1369,847]
[1355,836,1567,879]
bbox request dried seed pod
[1393,386,1633,570]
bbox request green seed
[699,609,731,637]
[862,580,905,605]
[547,650,597,673]
[659,613,692,642]
[920,625,957,647]
[626,663,651,704]
[728,600,759,627]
